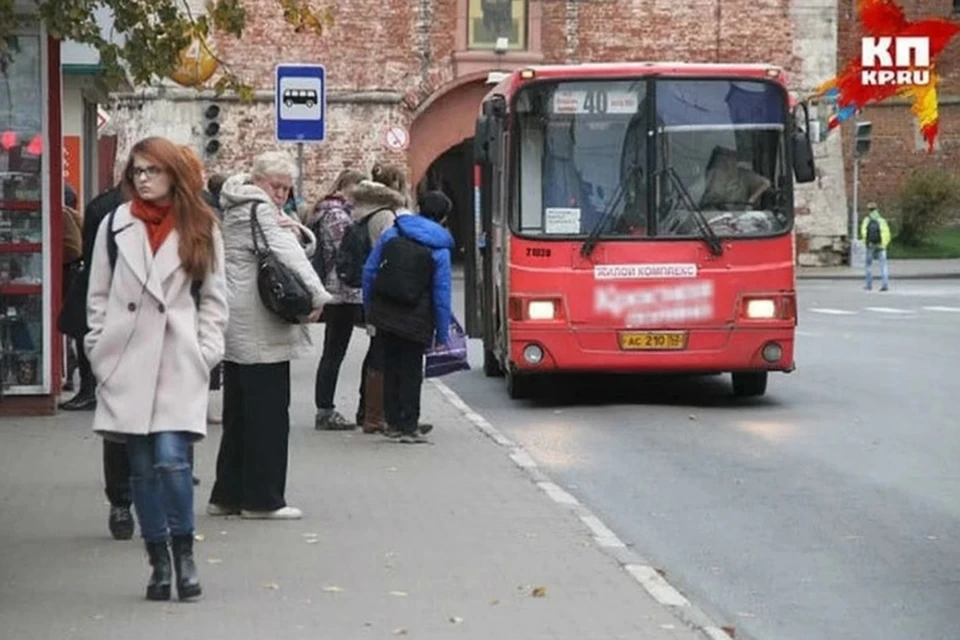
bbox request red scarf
[130,197,175,254]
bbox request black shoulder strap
[106,207,119,273]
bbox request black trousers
[210,361,291,512]
[103,440,131,507]
[356,333,385,422]
[314,304,361,410]
[381,331,425,434]
[76,343,95,394]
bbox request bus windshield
[513,77,791,239]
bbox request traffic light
[855,121,872,157]
[203,103,221,157]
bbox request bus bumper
[508,327,795,375]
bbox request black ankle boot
[171,534,202,600]
[144,541,172,601]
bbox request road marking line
[579,513,626,548]
[509,449,538,469]
[923,305,960,312]
[432,380,516,447]
[808,308,856,315]
[625,565,691,607]
[866,306,916,314]
[537,481,580,506]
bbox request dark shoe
[315,409,356,431]
[62,379,74,392]
[192,476,201,486]
[399,433,431,444]
[108,505,135,540]
[383,426,403,439]
[145,541,172,601]
[880,286,889,291]
[59,391,96,411]
[418,423,434,435]
[171,534,202,601]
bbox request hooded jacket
[219,173,331,364]
[362,214,454,345]
[347,180,408,247]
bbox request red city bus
[467,62,817,399]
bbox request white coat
[85,203,229,441]
[219,173,331,365]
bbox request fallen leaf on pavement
[219,531,228,535]
[305,539,319,544]
[449,616,464,624]
[390,590,408,597]
[302,532,319,538]
[392,628,408,635]
[207,558,223,564]
[91,614,105,621]
[262,582,280,590]
[386,466,398,472]
[322,586,344,593]
[688,414,697,421]
[490,599,500,606]
[194,534,205,542]
[531,586,547,597]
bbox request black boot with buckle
[144,541,172,601]
[171,534,202,601]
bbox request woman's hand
[298,307,323,323]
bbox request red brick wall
[122,0,809,206]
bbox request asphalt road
[445,278,960,640]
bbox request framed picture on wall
[467,0,527,50]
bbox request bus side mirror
[475,114,492,164]
[792,103,816,184]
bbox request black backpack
[372,226,434,307]
[866,218,882,246]
[335,208,393,289]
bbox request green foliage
[892,169,960,247]
[0,0,334,100]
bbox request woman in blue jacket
[361,191,453,443]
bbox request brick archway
[408,74,492,187]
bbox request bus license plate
[618,331,688,351]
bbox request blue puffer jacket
[362,214,454,344]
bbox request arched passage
[408,77,490,187]
[409,76,492,264]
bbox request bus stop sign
[275,64,326,143]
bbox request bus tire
[506,368,534,400]
[732,372,768,397]
[483,348,503,377]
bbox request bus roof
[482,62,791,105]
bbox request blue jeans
[127,432,195,543]
[865,247,889,290]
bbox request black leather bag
[249,202,314,323]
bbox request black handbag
[249,202,314,323]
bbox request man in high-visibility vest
[860,201,892,291]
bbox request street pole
[296,142,304,198]
[849,115,859,267]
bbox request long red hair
[121,137,217,280]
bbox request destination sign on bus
[552,89,640,115]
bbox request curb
[429,378,738,640]
[798,272,960,281]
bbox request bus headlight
[528,300,556,320]
[745,299,777,319]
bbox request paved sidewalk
[798,258,960,280]
[0,327,703,640]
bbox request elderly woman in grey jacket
[207,151,331,521]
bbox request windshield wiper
[580,163,643,258]
[656,166,724,256]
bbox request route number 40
[581,90,609,114]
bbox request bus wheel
[483,348,503,377]
[732,372,768,397]
[506,368,534,400]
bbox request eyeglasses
[130,165,164,180]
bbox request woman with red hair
[85,136,228,602]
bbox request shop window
[0,32,45,393]
[468,0,527,50]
